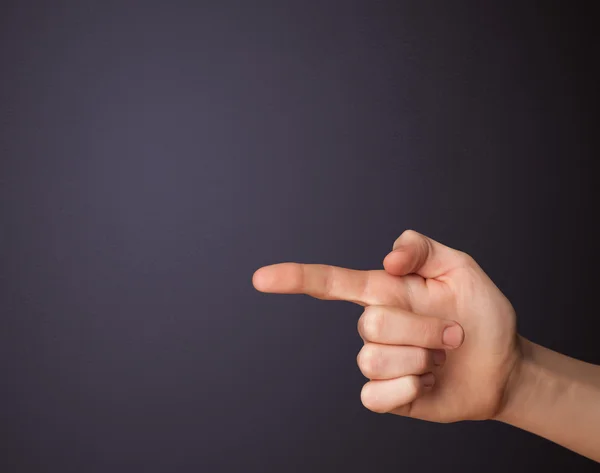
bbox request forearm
[495,336,600,462]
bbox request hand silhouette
[252,230,520,422]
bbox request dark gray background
[1,1,598,472]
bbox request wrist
[492,335,600,461]
[493,335,541,424]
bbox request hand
[252,230,521,423]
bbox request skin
[252,230,600,462]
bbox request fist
[356,304,463,415]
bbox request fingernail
[442,324,464,348]
[421,372,435,388]
[432,349,446,366]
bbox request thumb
[383,230,473,278]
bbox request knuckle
[360,383,386,413]
[402,229,420,239]
[357,344,380,378]
[357,313,364,336]
[456,250,476,267]
[393,229,418,248]
[359,307,385,340]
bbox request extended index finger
[252,262,420,307]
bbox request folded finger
[357,305,464,349]
[357,343,445,380]
[360,374,435,414]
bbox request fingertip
[382,250,405,275]
[432,349,446,367]
[420,372,435,389]
[442,323,465,349]
[252,267,270,292]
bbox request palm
[391,266,518,422]
[253,231,520,423]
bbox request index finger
[252,262,418,307]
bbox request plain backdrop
[1,2,598,472]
